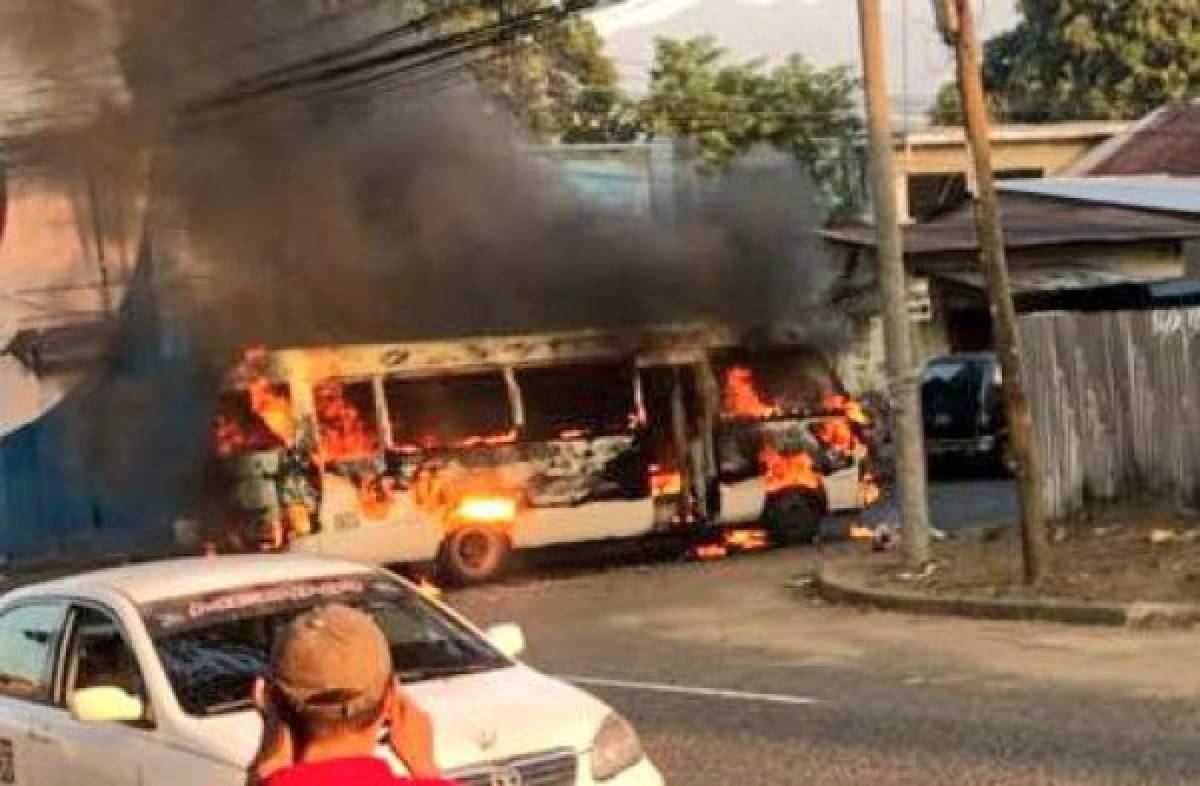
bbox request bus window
[313,378,379,460]
[213,389,290,458]
[384,372,514,450]
[518,363,635,441]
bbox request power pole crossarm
[946,0,1049,584]
[856,0,932,567]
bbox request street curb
[809,562,1200,629]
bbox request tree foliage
[450,2,637,141]
[460,13,863,207]
[933,0,1200,124]
[639,36,862,206]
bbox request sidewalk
[808,549,1200,630]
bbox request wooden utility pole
[934,0,1048,583]
[856,0,931,566]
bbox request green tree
[638,36,862,208]
[933,0,1200,123]
[450,2,637,141]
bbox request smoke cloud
[2,0,844,533]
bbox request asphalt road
[450,484,1200,786]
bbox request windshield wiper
[202,697,255,715]
[395,660,505,682]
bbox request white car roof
[9,554,377,606]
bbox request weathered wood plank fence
[1020,309,1200,519]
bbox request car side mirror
[485,623,526,659]
[69,686,145,724]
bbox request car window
[0,603,66,703]
[66,607,146,705]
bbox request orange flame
[314,379,377,461]
[692,542,728,561]
[814,417,865,459]
[454,495,518,524]
[860,471,882,507]
[723,367,781,419]
[453,429,518,449]
[760,445,821,495]
[848,524,876,540]
[358,473,394,521]
[649,465,683,496]
[213,352,295,458]
[814,394,880,506]
[825,393,870,426]
[724,528,770,552]
[248,376,296,446]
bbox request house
[885,122,1128,222]
[822,180,1200,390]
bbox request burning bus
[212,323,880,582]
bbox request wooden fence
[1020,308,1200,519]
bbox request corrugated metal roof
[997,177,1200,217]
[933,267,1141,295]
[822,193,1200,254]
[1075,102,1200,177]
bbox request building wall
[0,258,207,564]
[888,125,1126,221]
[533,141,682,220]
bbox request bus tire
[439,527,511,585]
[763,490,824,547]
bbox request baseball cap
[271,604,393,720]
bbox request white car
[0,554,663,786]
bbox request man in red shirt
[247,603,458,786]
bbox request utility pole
[933,0,1048,584]
[856,0,931,566]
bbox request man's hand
[248,677,295,785]
[387,679,439,777]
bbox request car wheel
[763,490,824,547]
[440,527,511,585]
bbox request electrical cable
[184,1,595,115]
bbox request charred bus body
[213,324,878,582]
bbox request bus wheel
[440,527,510,585]
[763,490,824,547]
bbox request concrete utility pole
[933,0,1048,584]
[856,0,931,566]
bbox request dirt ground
[859,504,1200,603]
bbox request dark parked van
[921,352,1010,471]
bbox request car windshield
[144,574,507,717]
[922,359,985,401]
[922,358,978,386]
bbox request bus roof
[242,322,741,384]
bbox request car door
[0,600,68,786]
[29,603,155,786]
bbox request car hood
[178,665,608,771]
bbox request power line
[217,5,456,96]
[172,0,394,72]
[186,0,602,116]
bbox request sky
[590,0,1020,121]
